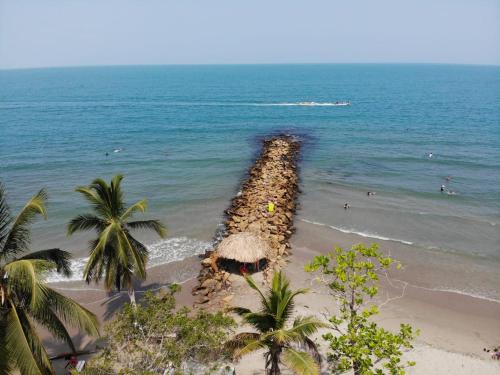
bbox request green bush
[305,244,418,375]
[86,286,235,375]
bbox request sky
[0,0,499,69]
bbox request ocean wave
[430,287,500,304]
[46,237,212,283]
[300,218,414,245]
[391,279,500,304]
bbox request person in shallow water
[344,203,350,209]
[440,185,446,192]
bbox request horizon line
[1,61,499,72]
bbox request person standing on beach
[267,200,275,213]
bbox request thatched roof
[216,232,271,263]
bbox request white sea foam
[430,287,500,304]
[390,279,500,304]
[300,218,414,245]
[46,237,212,283]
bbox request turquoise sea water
[0,64,499,290]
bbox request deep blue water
[1,64,499,282]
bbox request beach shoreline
[45,219,500,373]
[40,137,500,374]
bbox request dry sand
[46,221,500,374]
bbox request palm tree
[228,271,325,375]
[0,183,99,375]
[68,175,166,305]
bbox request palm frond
[40,287,99,337]
[233,338,267,359]
[4,259,53,309]
[19,248,72,277]
[271,270,288,293]
[244,275,271,312]
[103,254,120,291]
[263,328,299,346]
[117,231,146,280]
[30,304,76,352]
[126,234,149,263]
[289,316,327,339]
[242,312,276,333]
[83,224,113,282]
[276,287,308,324]
[2,189,47,258]
[67,214,105,235]
[282,348,319,375]
[0,182,12,255]
[126,219,166,238]
[303,337,322,364]
[17,306,54,375]
[4,302,47,375]
[120,199,148,221]
[74,186,109,219]
[225,332,261,352]
[0,312,13,374]
[109,174,124,216]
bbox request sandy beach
[45,217,500,374]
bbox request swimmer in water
[428,152,433,158]
[440,185,446,192]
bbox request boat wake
[255,101,351,107]
[1,101,352,109]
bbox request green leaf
[282,348,319,375]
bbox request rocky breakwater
[192,135,301,305]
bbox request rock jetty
[192,135,301,304]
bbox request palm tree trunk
[269,350,281,375]
[128,288,137,306]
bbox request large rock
[201,278,217,290]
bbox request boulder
[201,278,217,290]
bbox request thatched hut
[216,232,271,273]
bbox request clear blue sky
[1,0,499,69]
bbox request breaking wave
[46,237,212,283]
[300,218,414,245]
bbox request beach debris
[193,135,301,303]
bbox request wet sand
[46,219,500,374]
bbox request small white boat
[334,101,351,106]
[296,101,351,107]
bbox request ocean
[0,64,499,298]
